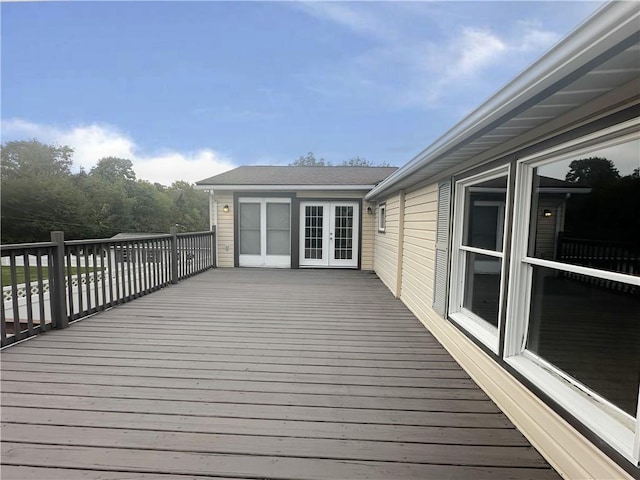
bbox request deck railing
[1,228,216,347]
[556,235,639,293]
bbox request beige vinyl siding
[361,201,375,270]
[400,184,438,309]
[214,191,234,268]
[533,197,566,261]
[373,194,400,295]
[392,180,632,480]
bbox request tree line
[290,152,390,167]
[1,140,210,243]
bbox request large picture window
[506,122,639,462]
[449,168,509,353]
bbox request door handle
[329,232,333,240]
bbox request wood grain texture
[0,268,560,479]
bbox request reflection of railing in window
[556,234,639,293]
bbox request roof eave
[365,1,640,201]
[195,184,377,191]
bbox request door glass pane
[239,203,260,255]
[304,205,323,259]
[266,203,290,255]
[334,206,353,260]
[529,138,640,273]
[462,251,501,327]
[463,176,507,251]
[526,265,640,417]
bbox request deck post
[50,231,68,329]
[170,227,178,284]
[211,225,217,268]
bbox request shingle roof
[196,166,398,187]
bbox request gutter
[195,184,377,191]
[365,0,640,201]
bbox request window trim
[505,118,640,464]
[449,165,511,354]
[377,203,386,233]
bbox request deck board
[0,269,559,479]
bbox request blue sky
[2,1,603,185]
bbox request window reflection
[463,176,507,251]
[530,139,640,275]
[527,265,640,416]
[463,252,501,327]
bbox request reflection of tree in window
[562,156,640,248]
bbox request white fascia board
[366,1,640,201]
[194,184,375,191]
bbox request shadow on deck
[1,269,559,479]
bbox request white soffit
[366,1,640,201]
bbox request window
[505,121,640,463]
[239,202,261,255]
[449,168,509,353]
[442,120,639,463]
[378,204,386,233]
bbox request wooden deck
[1,269,559,479]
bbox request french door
[299,201,359,268]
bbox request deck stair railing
[1,228,216,347]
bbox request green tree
[291,152,390,167]
[129,180,173,233]
[76,173,135,238]
[290,152,331,166]
[168,181,209,232]
[1,140,74,179]
[90,157,137,184]
[340,156,391,167]
[1,140,87,242]
[565,157,620,186]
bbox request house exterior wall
[361,200,375,271]
[373,194,400,295]
[372,180,633,480]
[214,189,375,269]
[400,184,437,307]
[214,191,235,268]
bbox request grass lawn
[1,266,101,286]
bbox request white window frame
[378,203,386,233]
[504,118,640,464]
[448,165,510,354]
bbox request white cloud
[516,21,562,53]
[454,28,507,77]
[1,118,235,186]
[294,2,563,109]
[293,2,394,41]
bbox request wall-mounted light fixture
[222,205,230,213]
[367,206,373,215]
[543,209,553,217]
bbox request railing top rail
[1,241,57,251]
[560,236,640,249]
[176,231,215,238]
[65,234,173,246]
